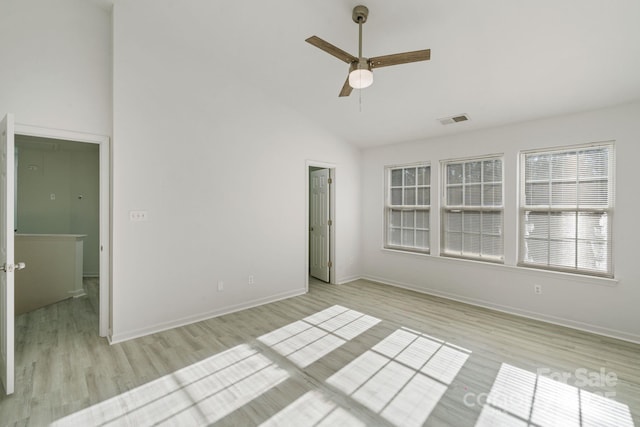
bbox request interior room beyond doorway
[14,135,99,316]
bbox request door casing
[1,114,16,394]
[14,123,111,338]
[309,168,330,282]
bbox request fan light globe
[349,69,373,89]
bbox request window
[385,164,430,253]
[520,143,614,277]
[442,156,504,261]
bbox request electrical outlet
[534,284,542,295]
[217,281,224,291]
[248,275,255,285]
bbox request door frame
[305,160,336,291]
[14,123,111,337]
[1,114,16,394]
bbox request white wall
[111,2,361,341]
[361,102,640,342]
[0,0,111,136]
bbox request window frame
[440,154,505,263]
[518,142,615,278]
[384,163,431,254]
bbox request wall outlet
[248,275,255,285]
[534,284,542,295]
[217,281,224,291]
[129,210,148,221]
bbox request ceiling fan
[306,5,431,97]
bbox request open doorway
[14,135,100,319]
[14,123,110,337]
[306,162,336,289]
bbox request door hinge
[328,219,332,226]
[328,261,333,268]
[2,262,25,272]
[328,178,332,184]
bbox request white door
[310,169,330,282]
[1,113,15,394]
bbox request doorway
[14,123,110,337]
[306,162,336,289]
[15,136,99,317]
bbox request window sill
[512,264,618,287]
[379,248,619,287]
[382,247,431,258]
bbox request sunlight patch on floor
[258,305,381,368]
[327,327,471,427]
[260,390,366,427]
[475,363,634,427]
[51,344,289,426]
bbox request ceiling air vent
[439,114,470,125]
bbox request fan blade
[369,49,431,68]
[306,36,358,64]
[339,76,353,97]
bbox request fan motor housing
[352,5,369,23]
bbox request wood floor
[0,277,638,426]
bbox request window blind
[520,144,614,277]
[442,157,504,261]
[386,165,430,253]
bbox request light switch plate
[129,210,148,221]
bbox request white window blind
[442,157,504,261]
[520,144,614,277]
[386,164,430,253]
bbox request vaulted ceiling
[111,0,640,148]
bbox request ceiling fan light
[349,68,373,89]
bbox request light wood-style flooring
[0,277,638,426]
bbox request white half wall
[361,102,640,343]
[111,2,361,341]
[0,0,112,136]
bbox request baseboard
[335,275,363,285]
[69,289,87,298]
[361,274,640,345]
[109,288,307,344]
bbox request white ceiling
[115,0,640,148]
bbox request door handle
[1,262,26,272]
[310,227,314,231]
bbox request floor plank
[0,277,638,426]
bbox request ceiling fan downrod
[349,5,373,90]
[352,5,369,59]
